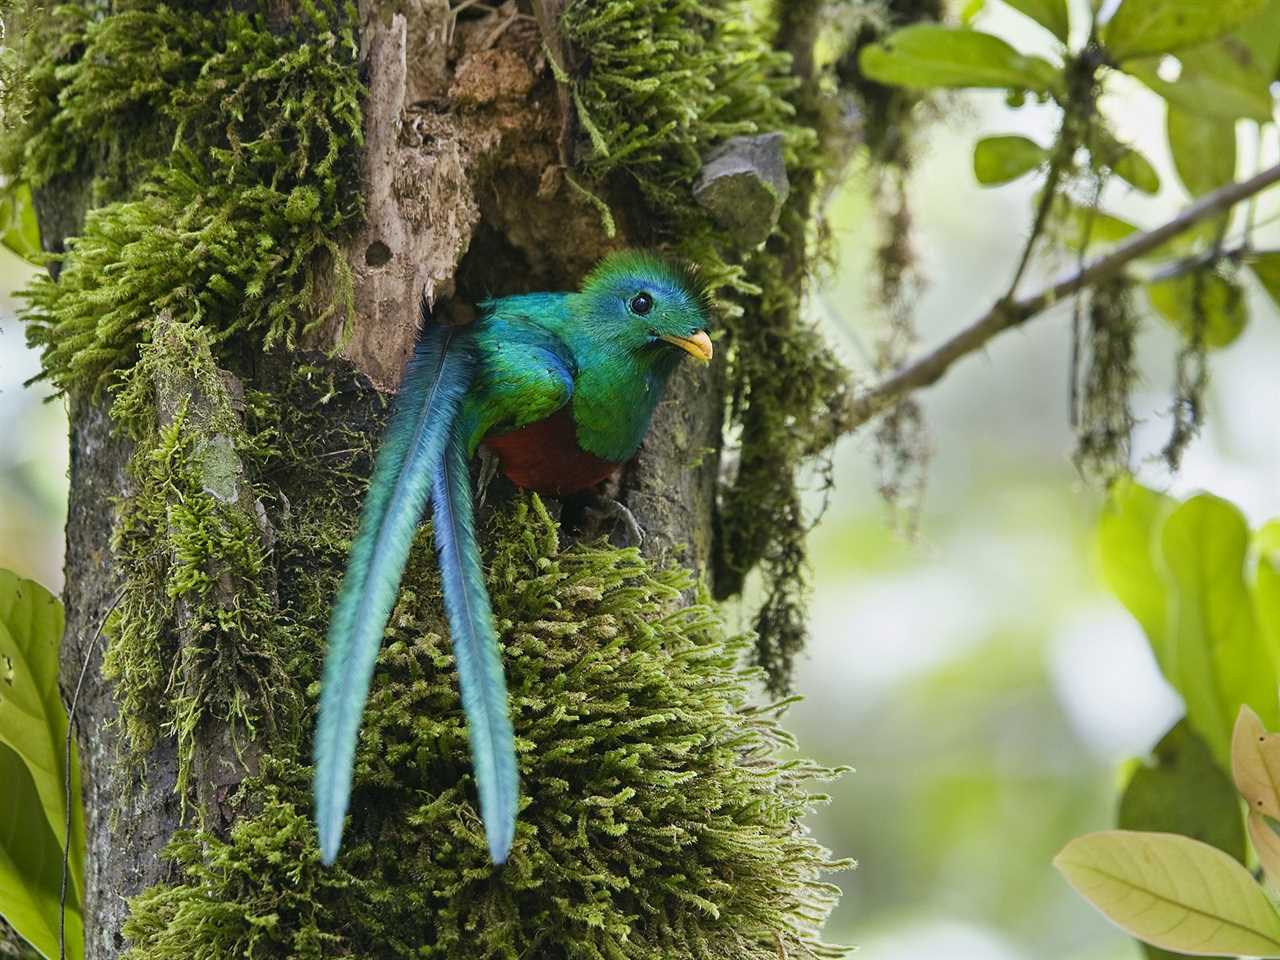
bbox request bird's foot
[585,495,645,547]
[475,447,501,509]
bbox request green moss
[6,0,367,794]
[562,1,805,214]
[0,0,34,158]
[9,0,852,948]
[10,0,363,394]
[562,0,857,690]
[106,320,297,797]
[714,234,853,688]
[121,761,359,960]
[123,497,850,959]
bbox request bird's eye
[629,292,653,316]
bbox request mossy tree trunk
[12,0,869,956]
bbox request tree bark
[60,397,176,960]
[45,2,725,955]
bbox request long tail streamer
[431,422,518,862]
[314,323,476,865]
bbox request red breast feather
[482,407,621,496]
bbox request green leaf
[1255,519,1280,670]
[960,0,987,24]
[1167,108,1237,199]
[0,745,82,960]
[1230,0,1280,80]
[1119,721,1246,856]
[1091,128,1161,194]
[1245,0,1280,78]
[1103,0,1270,61]
[1110,147,1161,194]
[1056,831,1280,957]
[1249,253,1280,314]
[1102,491,1280,771]
[1259,521,1280,556]
[1097,477,1174,668]
[1146,272,1247,349]
[1124,0,1280,120]
[1050,193,1140,252]
[1160,495,1279,768]
[0,570,85,953]
[1125,46,1272,122]
[0,183,41,265]
[973,135,1048,185]
[1001,0,1070,43]
[1163,106,1235,255]
[858,26,1061,93]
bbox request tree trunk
[16,0,851,956]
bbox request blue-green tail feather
[313,322,474,866]
[432,423,518,863]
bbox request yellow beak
[659,330,714,363]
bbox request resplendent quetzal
[313,251,714,865]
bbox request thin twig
[1006,45,1104,299]
[61,585,126,960]
[843,160,1280,430]
[1007,145,1068,298]
[1245,124,1266,247]
[1146,243,1249,283]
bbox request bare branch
[843,160,1280,430]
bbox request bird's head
[575,251,714,367]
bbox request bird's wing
[464,315,577,448]
[314,319,475,865]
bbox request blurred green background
[0,246,65,589]
[4,6,1280,958]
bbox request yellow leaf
[1233,704,1280,819]
[1055,830,1280,957]
[1249,812,1280,888]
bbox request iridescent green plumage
[314,252,713,865]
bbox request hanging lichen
[1162,266,1218,471]
[837,0,941,536]
[1073,274,1139,480]
[868,170,930,534]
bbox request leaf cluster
[1098,479,1280,767]
[1058,707,1280,958]
[860,0,1280,466]
[1054,479,1280,957]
